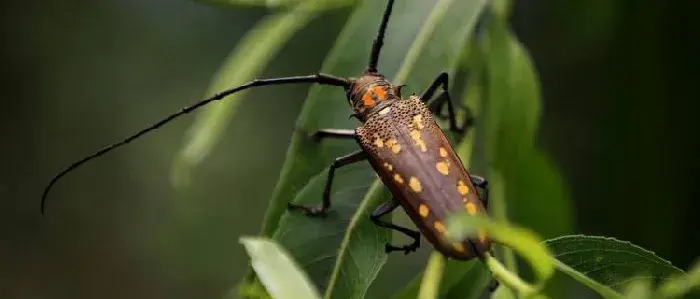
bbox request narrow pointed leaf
[240,237,322,299]
[483,5,572,243]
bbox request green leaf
[316,181,392,299]
[546,235,685,299]
[483,16,572,240]
[171,0,355,187]
[240,236,322,299]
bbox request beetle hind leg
[370,200,421,254]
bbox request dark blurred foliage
[0,0,697,298]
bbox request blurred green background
[1,0,697,298]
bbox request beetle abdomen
[356,96,491,260]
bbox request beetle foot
[384,243,419,255]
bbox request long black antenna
[41,74,349,214]
[367,0,396,73]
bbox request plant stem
[484,253,536,297]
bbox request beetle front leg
[420,72,474,135]
[287,150,367,216]
[370,199,421,254]
[470,174,489,210]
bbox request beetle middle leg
[371,199,421,254]
[470,174,489,209]
[420,72,474,135]
[287,150,367,216]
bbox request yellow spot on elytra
[409,177,422,192]
[434,221,446,233]
[465,202,477,215]
[439,147,448,157]
[386,138,401,154]
[410,130,421,139]
[418,204,429,217]
[453,243,465,252]
[378,107,391,115]
[374,137,384,148]
[410,130,427,152]
[413,114,424,129]
[478,230,487,243]
[393,174,404,184]
[457,180,470,195]
[436,161,449,175]
[383,162,393,171]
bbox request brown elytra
[350,71,491,260]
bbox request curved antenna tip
[41,176,60,215]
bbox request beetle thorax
[347,73,401,121]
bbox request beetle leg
[370,199,421,254]
[420,72,473,135]
[470,174,489,210]
[309,128,356,142]
[287,150,367,216]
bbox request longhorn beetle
[41,0,492,262]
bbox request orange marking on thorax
[373,85,387,100]
[361,84,389,108]
[362,93,375,107]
